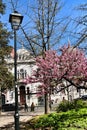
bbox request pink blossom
[25,44,87,94]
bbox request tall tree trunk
[44,93,49,114]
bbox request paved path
[0,111,44,128]
[0,106,56,128]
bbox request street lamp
[9,11,23,130]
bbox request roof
[17,48,30,56]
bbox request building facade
[4,47,42,106]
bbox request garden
[23,99,87,130]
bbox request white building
[4,47,42,106]
[3,47,87,106]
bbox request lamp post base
[14,113,20,130]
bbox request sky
[2,0,86,26]
[1,0,87,49]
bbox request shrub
[24,108,87,129]
[56,99,87,112]
[56,100,69,112]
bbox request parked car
[2,103,23,112]
[81,95,87,100]
[74,95,87,101]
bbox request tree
[0,0,14,90]
[19,0,68,56]
[67,2,87,51]
[21,0,68,113]
[26,44,87,113]
[75,3,87,52]
[0,0,5,14]
[26,50,59,113]
[7,0,87,54]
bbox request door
[20,86,25,105]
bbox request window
[17,69,27,79]
[27,87,30,99]
[20,69,24,79]
[27,87,30,94]
[19,55,21,60]
[22,54,25,60]
[17,70,19,79]
[25,70,27,78]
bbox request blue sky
[61,0,86,18]
[2,0,86,29]
[1,0,87,48]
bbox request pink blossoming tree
[26,44,87,114]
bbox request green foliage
[24,108,87,129]
[24,100,87,129]
[0,0,13,89]
[56,99,87,112]
[0,0,5,14]
[56,100,70,112]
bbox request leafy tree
[0,0,14,90]
[0,0,5,14]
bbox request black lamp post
[9,11,23,130]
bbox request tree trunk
[44,93,49,114]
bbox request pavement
[0,109,44,128]
[0,105,56,129]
